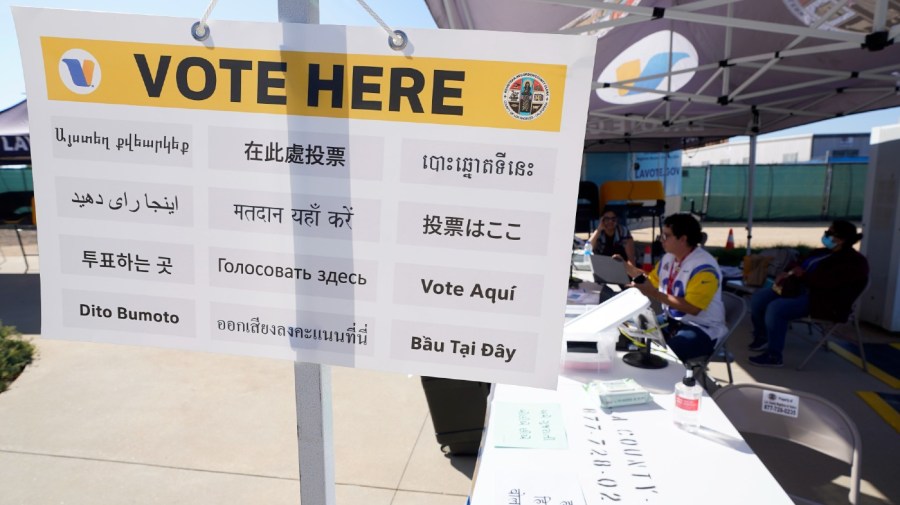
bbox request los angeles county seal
[503,73,550,121]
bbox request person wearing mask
[588,207,636,265]
[747,220,869,367]
[625,213,727,363]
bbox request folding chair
[686,291,746,392]
[713,383,862,505]
[794,283,868,372]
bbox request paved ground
[1,223,898,505]
[0,337,476,505]
[0,226,38,275]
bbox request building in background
[682,133,870,166]
[679,133,872,222]
[0,100,33,224]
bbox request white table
[469,330,793,505]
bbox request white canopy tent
[0,100,30,166]
[425,0,900,250]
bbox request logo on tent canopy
[502,73,550,121]
[58,49,101,95]
[595,30,697,105]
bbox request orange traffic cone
[725,228,735,250]
[642,245,653,273]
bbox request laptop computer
[590,254,632,285]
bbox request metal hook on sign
[191,21,210,41]
[388,30,408,51]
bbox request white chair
[686,291,746,391]
[713,383,862,505]
[794,284,868,372]
[718,291,747,383]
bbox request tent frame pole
[746,110,759,255]
[535,0,865,43]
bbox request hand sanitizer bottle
[674,369,702,432]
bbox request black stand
[622,338,668,369]
[569,257,582,288]
[569,237,584,288]
[621,312,668,369]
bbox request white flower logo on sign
[595,30,698,105]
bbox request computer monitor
[590,254,631,285]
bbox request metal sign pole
[294,361,335,505]
[279,0,319,25]
[278,4,333,504]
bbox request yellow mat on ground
[857,391,900,433]
[828,341,900,389]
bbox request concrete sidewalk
[0,336,474,505]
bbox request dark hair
[663,213,703,247]
[601,205,618,216]
[831,219,862,245]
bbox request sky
[2,0,899,140]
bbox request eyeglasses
[824,230,834,237]
[660,232,669,241]
[601,216,617,222]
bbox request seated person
[588,207,636,265]
[748,220,869,367]
[625,214,727,363]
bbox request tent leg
[746,111,759,255]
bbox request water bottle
[583,242,592,257]
[674,369,702,432]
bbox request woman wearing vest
[625,213,727,363]
[747,220,869,367]
[588,207,636,265]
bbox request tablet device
[590,255,631,285]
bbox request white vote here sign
[15,7,596,388]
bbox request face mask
[821,235,836,249]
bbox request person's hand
[775,272,789,283]
[630,279,656,297]
[634,282,659,299]
[790,266,805,277]
[624,262,644,278]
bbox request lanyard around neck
[666,261,680,295]
[666,248,695,295]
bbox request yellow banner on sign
[42,37,567,132]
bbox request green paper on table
[492,402,568,449]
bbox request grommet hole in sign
[355,0,410,51]
[191,0,218,42]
